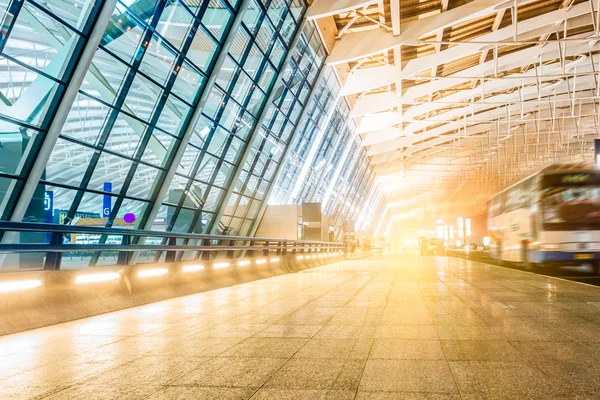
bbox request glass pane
[89,152,132,193]
[241,0,261,34]
[101,4,147,65]
[201,0,232,43]
[5,2,80,80]
[31,0,96,33]
[157,0,194,50]
[229,29,250,63]
[139,34,177,87]
[81,49,130,105]
[123,74,162,122]
[172,61,204,104]
[187,26,218,73]
[46,139,93,188]
[128,163,160,200]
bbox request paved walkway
[3,254,600,399]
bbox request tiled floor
[3,254,600,399]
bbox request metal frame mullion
[363,189,382,233]
[370,195,386,235]
[354,180,376,232]
[231,58,305,216]
[345,165,372,224]
[367,198,384,236]
[0,0,26,54]
[133,0,252,263]
[332,154,365,233]
[229,79,303,227]
[321,121,355,211]
[201,3,294,231]
[209,18,309,235]
[349,171,375,230]
[89,2,218,265]
[107,6,209,229]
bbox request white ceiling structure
[307,0,600,219]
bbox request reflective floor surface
[3,254,600,399]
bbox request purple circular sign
[123,213,136,224]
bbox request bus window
[541,186,600,229]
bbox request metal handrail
[0,221,337,245]
[0,244,343,253]
[0,221,345,271]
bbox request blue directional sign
[44,191,53,223]
[103,182,112,218]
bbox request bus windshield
[541,186,600,230]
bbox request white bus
[488,162,600,271]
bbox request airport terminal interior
[3,0,600,398]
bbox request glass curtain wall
[312,121,353,204]
[161,0,306,236]
[0,0,312,232]
[23,0,239,237]
[268,64,339,205]
[298,101,351,203]
[217,18,324,236]
[0,0,104,220]
[0,0,385,259]
[357,188,383,232]
[266,59,383,237]
[323,138,360,217]
[364,194,385,234]
[330,149,369,237]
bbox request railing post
[200,238,211,260]
[117,236,131,265]
[276,241,282,256]
[43,232,64,270]
[226,238,235,259]
[165,236,176,263]
[282,241,287,256]
[247,240,255,258]
[263,241,270,257]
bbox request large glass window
[269,63,337,205]
[22,0,236,241]
[0,0,103,218]
[220,20,323,236]
[541,183,600,230]
[0,0,384,268]
[165,0,309,237]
